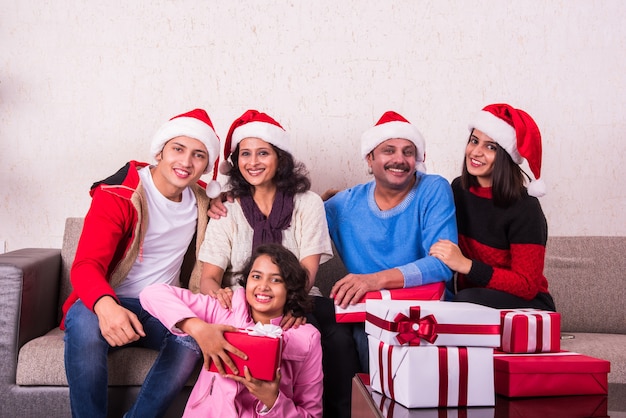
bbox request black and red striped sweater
[452,177,549,300]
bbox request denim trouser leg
[122,298,201,418]
[64,298,201,418]
[64,300,110,418]
[353,323,369,374]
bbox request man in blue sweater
[324,110,458,372]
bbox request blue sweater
[324,172,457,288]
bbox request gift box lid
[366,300,501,347]
[494,352,610,374]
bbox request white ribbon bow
[244,322,283,338]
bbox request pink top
[139,284,323,418]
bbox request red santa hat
[361,111,427,173]
[468,103,546,197]
[150,108,222,198]
[218,109,291,175]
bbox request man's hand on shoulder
[207,191,234,220]
[93,296,145,347]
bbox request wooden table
[352,374,626,417]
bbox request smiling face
[367,138,417,192]
[151,136,209,201]
[237,137,278,191]
[465,129,497,187]
[245,254,288,323]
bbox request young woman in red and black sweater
[430,103,555,311]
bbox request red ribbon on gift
[438,346,469,407]
[377,340,398,401]
[366,306,500,345]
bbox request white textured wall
[1,0,625,251]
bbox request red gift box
[494,351,610,397]
[208,330,282,381]
[498,309,561,353]
[495,394,608,418]
[335,282,445,323]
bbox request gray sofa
[1,218,193,417]
[1,218,625,417]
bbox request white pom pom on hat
[150,108,222,198]
[205,174,222,200]
[468,104,546,197]
[361,111,427,173]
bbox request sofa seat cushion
[17,328,172,386]
[561,332,626,384]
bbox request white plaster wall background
[1,0,625,250]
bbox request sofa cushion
[16,328,161,386]
[545,236,626,334]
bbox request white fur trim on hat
[360,121,426,166]
[468,111,521,164]
[231,121,291,154]
[151,116,220,174]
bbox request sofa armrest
[0,248,62,349]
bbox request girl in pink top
[140,244,323,417]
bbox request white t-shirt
[116,167,198,298]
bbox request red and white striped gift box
[498,309,560,353]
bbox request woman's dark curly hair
[226,143,311,198]
[237,243,313,317]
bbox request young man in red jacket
[62,109,223,418]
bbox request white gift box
[369,336,495,408]
[365,300,501,348]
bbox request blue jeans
[64,298,200,418]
